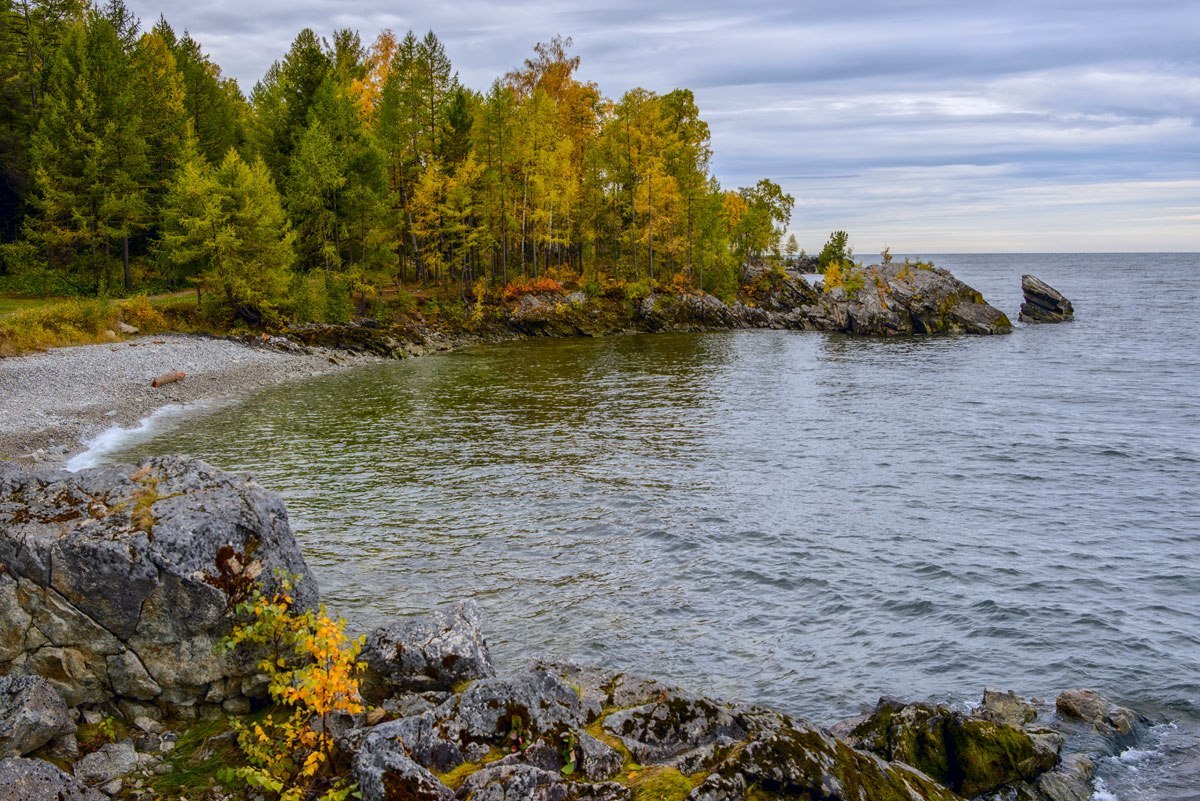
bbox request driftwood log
[151,370,186,388]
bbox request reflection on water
[109,254,1200,798]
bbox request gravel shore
[0,334,380,466]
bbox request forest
[0,0,796,323]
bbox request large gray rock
[352,736,454,801]
[1020,275,1074,323]
[0,675,75,758]
[0,756,103,801]
[361,600,495,700]
[807,261,1012,335]
[73,740,138,787]
[0,456,318,712]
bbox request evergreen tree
[161,149,294,321]
[26,11,147,291]
[170,30,247,165]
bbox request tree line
[0,1,795,320]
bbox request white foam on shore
[66,401,212,472]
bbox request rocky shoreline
[0,456,1146,801]
[1,261,1034,468]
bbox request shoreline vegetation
[3,3,801,331]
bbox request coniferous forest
[0,0,796,324]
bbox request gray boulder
[361,600,495,700]
[0,456,318,712]
[352,736,454,801]
[456,763,567,801]
[0,757,103,801]
[1020,275,1074,323]
[73,740,138,787]
[0,675,75,758]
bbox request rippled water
[104,254,1200,797]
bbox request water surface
[107,254,1200,798]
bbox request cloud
[128,0,1200,251]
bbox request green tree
[26,11,148,292]
[160,149,294,321]
[818,230,851,271]
[785,233,800,261]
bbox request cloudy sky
[130,0,1198,253]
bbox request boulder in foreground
[0,456,318,714]
[1020,275,1074,323]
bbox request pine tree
[170,30,247,165]
[161,148,294,321]
[26,12,147,292]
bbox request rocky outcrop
[0,676,75,759]
[845,696,1060,796]
[808,262,1012,336]
[0,456,318,714]
[345,658,964,801]
[1019,275,1074,323]
[361,601,496,701]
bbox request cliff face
[0,456,317,716]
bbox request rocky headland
[0,456,1150,801]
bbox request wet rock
[0,756,104,801]
[0,675,76,758]
[977,687,1038,727]
[74,740,138,787]
[847,697,1059,796]
[361,600,495,701]
[0,457,317,712]
[1036,753,1094,801]
[808,262,1012,336]
[1055,689,1145,742]
[1020,275,1074,323]
[723,716,961,801]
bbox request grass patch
[622,765,708,801]
[144,713,251,798]
[433,746,507,790]
[0,296,56,316]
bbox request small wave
[66,402,210,472]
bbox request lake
[96,253,1200,799]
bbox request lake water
[97,254,1200,799]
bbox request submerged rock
[0,456,317,712]
[1019,275,1074,323]
[361,600,496,701]
[0,676,75,759]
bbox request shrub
[623,280,652,302]
[220,575,364,801]
[502,276,564,301]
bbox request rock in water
[0,456,318,713]
[0,676,75,758]
[1020,274,1074,323]
[807,262,1013,336]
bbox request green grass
[0,296,56,316]
[143,714,246,798]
